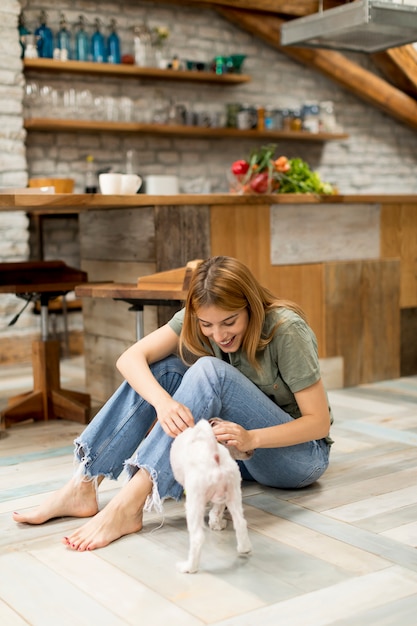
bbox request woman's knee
[150,355,188,388]
[182,356,227,386]
[188,355,226,376]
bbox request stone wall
[1,0,417,364]
[0,0,33,357]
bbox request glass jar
[257,106,265,131]
[302,103,320,133]
[320,101,338,132]
[281,108,291,131]
[226,103,241,128]
[290,108,302,131]
[264,106,275,130]
[273,109,283,130]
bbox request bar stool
[0,260,91,428]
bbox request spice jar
[281,108,291,131]
[257,105,265,131]
[226,103,241,128]
[302,103,320,133]
[264,106,275,130]
[290,108,302,131]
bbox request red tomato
[231,159,250,176]
[249,172,270,194]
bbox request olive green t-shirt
[168,307,333,442]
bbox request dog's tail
[194,419,222,466]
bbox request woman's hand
[211,420,254,453]
[155,398,194,437]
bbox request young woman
[13,256,332,551]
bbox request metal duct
[280,1,417,53]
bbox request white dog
[170,418,252,573]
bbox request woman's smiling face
[196,305,249,353]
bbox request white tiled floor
[1,359,417,625]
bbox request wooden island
[1,192,416,403]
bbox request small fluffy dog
[170,418,252,573]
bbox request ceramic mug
[99,173,123,194]
[121,174,142,195]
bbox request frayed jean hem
[73,438,117,484]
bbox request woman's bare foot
[62,469,153,551]
[12,476,101,525]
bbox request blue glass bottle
[35,10,53,59]
[75,15,90,62]
[92,18,106,63]
[107,19,121,64]
[57,13,71,60]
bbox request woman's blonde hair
[179,256,306,369]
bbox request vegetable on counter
[229,144,335,195]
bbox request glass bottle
[133,24,153,67]
[92,18,106,63]
[126,149,138,175]
[18,12,30,59]
[25,36,40,59]
[57,13,71,60]
[75,15,90,62]
[257,106,265,131]
[85,155,98,193]
[35,11,54,59]
[107,19,121,64]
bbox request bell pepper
[231,159,250,176]
[274,156,291,173]
[249,172,270,194]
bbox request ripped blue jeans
[74,355,330,512]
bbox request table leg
[1,339,90,428]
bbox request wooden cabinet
[23,58,349,141]
[3,193,414,393]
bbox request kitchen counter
[1,192,417,212]
[2,192,416,398]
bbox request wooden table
[76,282,187,340]
[75,261,199,340]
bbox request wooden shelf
[23,58,250,85]
[23,117,349,141]
[23,59,349,143]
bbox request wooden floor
[1,358,417,625]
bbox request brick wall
[19,1,417,195]
[0,0,32,354]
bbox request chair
[0,260,91,428]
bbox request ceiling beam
[186,1,343,15]
[371,45,417,99]
[136,0,343,17]
[215,7,417,131]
